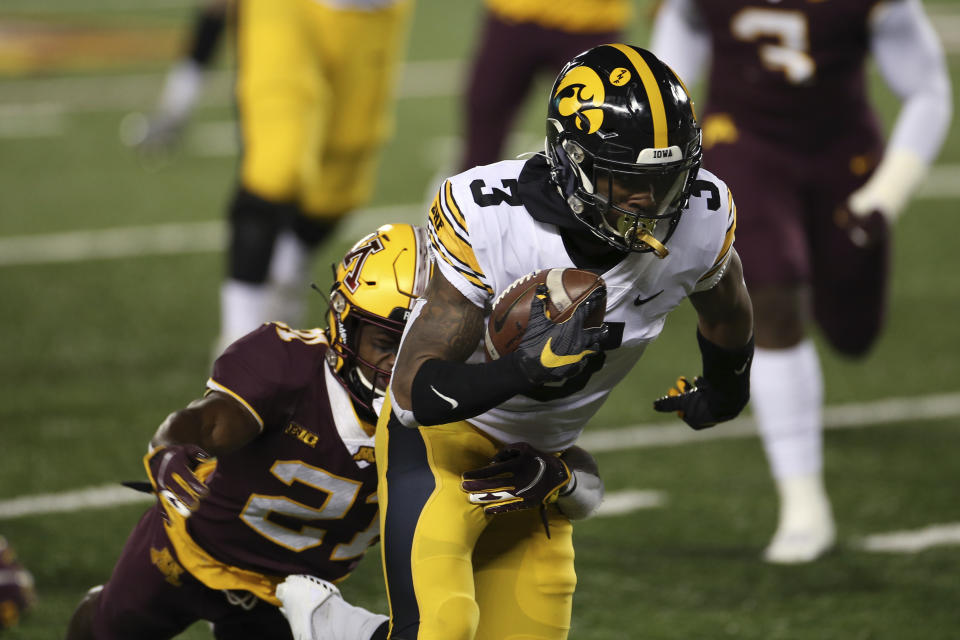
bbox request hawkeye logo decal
[554,66,606,134]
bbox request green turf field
[1,1,959,638]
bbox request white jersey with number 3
[424,157,736,451]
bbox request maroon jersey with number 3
[697,0,884,150]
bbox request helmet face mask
[325,224,432,418]
[546,45,703,257]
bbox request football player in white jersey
[375,45,754,640]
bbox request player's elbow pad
[699,330,754,418]
[409,357,532,426]
[556,470,604,520]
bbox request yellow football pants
[376,396,576,640]
[235,0,412,218]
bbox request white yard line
[0,59,464,115]
[578,391,960,452]
[0,484,153,519]
[1,392,957,519]
[858,523,960,553]
[2,162,959,269]
[0,204,424,267]
[594,490,666,518]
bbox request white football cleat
[276,575,341,640]
[764,473,836,564]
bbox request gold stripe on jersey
[442,180,468,233]
[697,192,737,284]
[206,379,265,430]
[608,44,667,148]
[428,184,493,295]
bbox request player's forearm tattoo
[414,287,484,363]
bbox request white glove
[847,148,928,224]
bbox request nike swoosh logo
[634,289,664,306]
[734,359,750,375]
[430,385,459,409]
[539,338,595,368]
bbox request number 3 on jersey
[732,8,815,84]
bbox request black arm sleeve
[410,355,535,426]
[698,329,754,414]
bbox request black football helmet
[325,224,432,418]
[545,44,702,257]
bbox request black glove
[835,205,887,249]
[461,442,571,515]
[514,285,606,386]
[144,444,211,515]
[653,375,744,430]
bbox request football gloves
[461,442,571,515]
[144,444,211,516]
[653,375,744,430]
[514,284,606,387]
[835,206,887,249]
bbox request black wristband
[411,355,533,426]
[697,329,754,411]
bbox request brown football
[484,268,606,360]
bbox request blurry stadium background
[1,0,959,638]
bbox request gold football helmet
[326,223,432,414]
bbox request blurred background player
[0,535,37,631]
[218,0,414,352]
[651,0,952,563]
[121,0,231,154]
[458,0,630,172]
[65,224,432,640]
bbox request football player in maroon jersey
[651,0,952,563]
[65,224,431,640]
[459,0,630,171]
[65,223,605,640]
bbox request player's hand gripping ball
[484,268,606,360]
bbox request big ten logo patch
[284,422,319,448]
